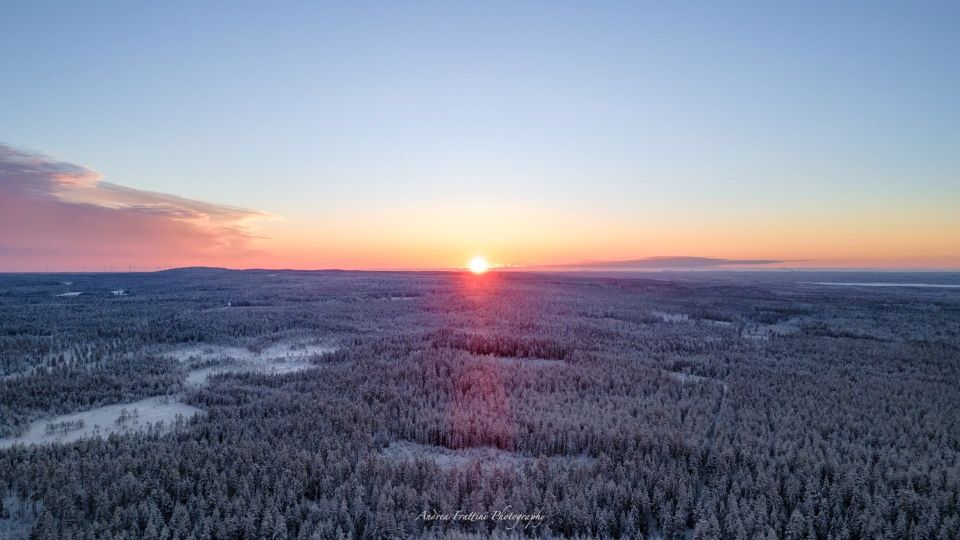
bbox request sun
[468,256,489,274]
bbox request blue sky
[1,1,958,269]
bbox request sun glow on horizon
[468,256,489,274]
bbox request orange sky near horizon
[248,204,960,271]
[1,144,957,272]
[7,148,953,272]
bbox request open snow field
[0,341,338,447]
[742,317,804,340]
[162,342,337,363]
[0,396,201,449]
[162,342,338,386]
[652,311,689,323]
[379,441,594,471]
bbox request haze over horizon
[2,2,958,272]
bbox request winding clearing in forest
[163,342,339,386]
[0,396,201,449]
[1,341,339,448]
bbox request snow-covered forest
[0,269,958,539]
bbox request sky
[1,1,958,271]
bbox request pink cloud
[0,144,274,271]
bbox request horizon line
[2,265,960,274]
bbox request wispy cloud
[0,144,275,270]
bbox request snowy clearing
[668,371,710,384]
[184,360,328,386]
[161,341,339,386]
[379,441,594,471]
[55,292,82,297]
[742,318,803,340]
[0,396,201,449]
[163,342,336,363]
[652,311,689,323]
[667,371,728,392]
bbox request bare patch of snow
[0,396,200,449]
[164,342,336,363]
[183,359,329,386]
[667,371,711,385]
[379,441,594,471]
[184,366,228,386]
[161,341,339,387]
[652,311,689,323]
[666,370,728,393]
[55,292,82,297]
[743,318,803,340]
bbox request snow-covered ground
[667,371,711,385]
[55,291,82,297]
[379,441,594,471]
[652,311,689,323]
[0,396,201,449]
[163,342,335,363]
[0,341,339,448]
[742,318,803,340]
[162,342,339,386]
[667,370,728,392]
[183,359,327,386]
